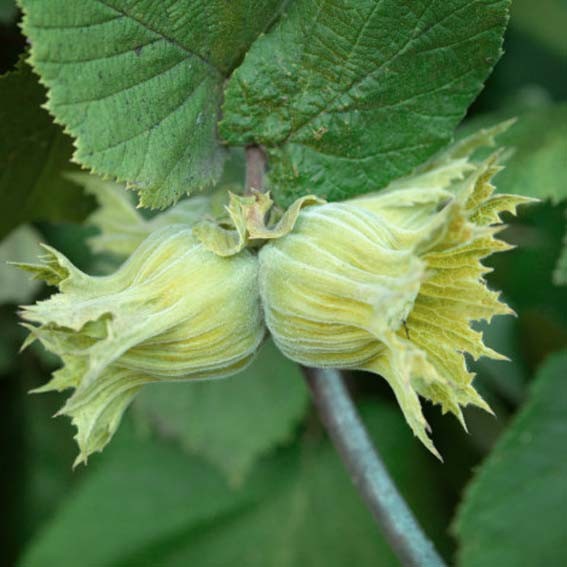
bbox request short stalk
[245,145,266,194]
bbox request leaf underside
[20,401,450,567]
[20,0,286,208]
[222,0,511,206]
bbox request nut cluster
[18,126,532,463]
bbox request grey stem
[302,367,447,567]
[245,145,266,194]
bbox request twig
[302,367,447,567]
[245,145,266,194]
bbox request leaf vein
[27,14,123,30]
[34,37,161,65]
[95,0,224,77]
[287,0,435,141]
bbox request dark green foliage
[0,62,93,240]
[464,103,567,203]
[135,340,308,483]
[455,351,567,567]
[19,0,287,208]
[0,0,17,23]
[1,2,567,566]
[19,402,452,567]
[221,0,511,205]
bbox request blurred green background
[1,1,566,566]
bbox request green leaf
[19,0,287,209]
[0,62,93,240]
[221,0,510,205]
[135,340,308,483]
[455,350,567,567]
[137,402,451,567]
[22,400,450,566]
[19,420,267,567]
[21,381,77,540]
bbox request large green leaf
[21,401,451,566]
[221,0,510,205]
[137,402,451,566]
[135,340,308,483]
[0,62,92,240]
[19,0,286,209]
[19,420,268,567]
[455,351,567,567]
